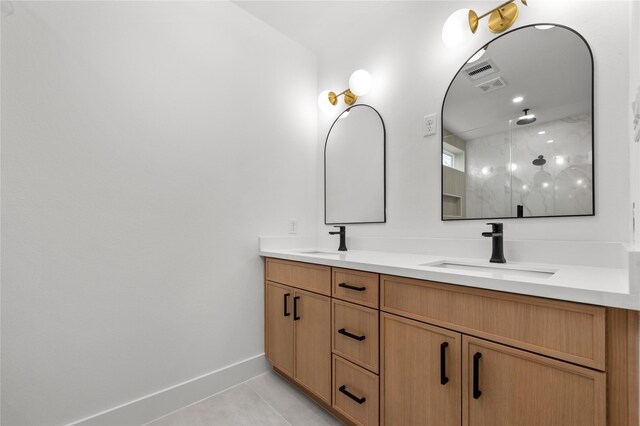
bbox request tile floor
[146,371,343,426]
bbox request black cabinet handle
[338,282,366,292]
[283,293,290,317]
[338,328,366,341]
[440,342,449,385]
[338,385,366,404]
[473,352,482,399]
[293,296,300,321]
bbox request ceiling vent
[464,59,499,81]
[476,76,508,93]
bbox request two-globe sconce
[318,69,372,113]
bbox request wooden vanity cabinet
[264,258,638,426]
[379,274,630,426]
[264,260,332,404]
[380,311,607,426]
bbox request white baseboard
[68,354,270,426]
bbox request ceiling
[232,1,423,57]
[443,25,592,140]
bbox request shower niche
[441,24,594,220]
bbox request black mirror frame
[324,103,387,225]
[440,23,595,221]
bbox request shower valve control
[423,113,437,137]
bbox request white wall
[1,2,317,424]
[630,0,640,247]
[317,1,631,243]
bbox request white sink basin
[293,249,344,258]
[423,261,556,279]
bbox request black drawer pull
[440,342,449,385]
[338,282,366,292]
[473,352,482,399]
[293,296,300,321]
[283,293,290,317]
[339,385,366,404]
[338,328,366,341]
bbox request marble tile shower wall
[464,113,592,218]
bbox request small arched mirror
[442,24,594,220]
[325,104,386,224]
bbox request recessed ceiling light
[555,156,565,165]
[512,96,524,103]
[546,139,554,144]
[535,25,555,30]
[538,130,546,135]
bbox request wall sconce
[318,70,371,112]
[442,0,529,48]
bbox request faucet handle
[329,225,346,236]
[486,222,503,232]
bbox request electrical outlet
[423,113,437,137]
[633,203,636,243]
[288,219,298,234]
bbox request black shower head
[532,155,546,166]
[517,109,537,126]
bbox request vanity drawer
[265,258,331,296]
[380,275,606,370]
[333,355,379,426]
[332,268,379,308]
[332,299,379,373]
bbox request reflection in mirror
[442,25,593,220]
[325,104,385,224]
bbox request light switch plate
[288,219,298,234]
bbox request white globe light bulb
[318,90,334,113]
[467,48,486,64]
[338,110,351,120]
[442,9,473,48]
[349,70,372,97]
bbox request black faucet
[329,226,347,251]
[482,222,506,263]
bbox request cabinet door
[463,336,606,426]
[294,288,331,404]
[265,281,294,377]
[381,313,461,426]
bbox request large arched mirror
[325,104,386,224]
[441,24,594,220]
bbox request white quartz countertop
[260,246,639,310]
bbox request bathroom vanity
[261,249,639,426]
[263,16,633,426]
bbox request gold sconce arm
[319,69,371,111]
[469,0,528,34]
[328,89,358,106]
